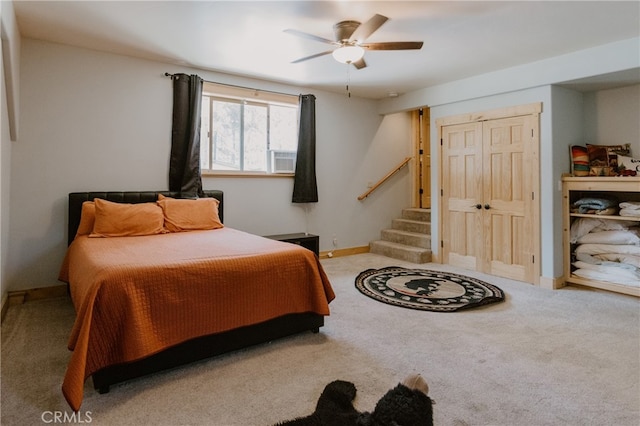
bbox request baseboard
[319,245,369,259]
[7,284,68,307]
[539,275,565,290]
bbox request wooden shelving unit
[562,176,640,297]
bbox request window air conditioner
[270,150,296,173]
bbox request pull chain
[346,64,351,98]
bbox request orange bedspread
[58,227,334,411]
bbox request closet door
[440,106,539,284]
[482,115,537,283]
[441,122,483,271]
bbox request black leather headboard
[67,190,224,245]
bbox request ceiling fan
[285,14,423,69]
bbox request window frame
[200,82,299,177]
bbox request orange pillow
[75,201,96,238]
[157,194,223,232]
[90,198,166,237]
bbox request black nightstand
[264,233,319,256]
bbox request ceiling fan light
[332,45,364,64]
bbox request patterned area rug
[355,267,505,312]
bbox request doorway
[412,107,431,208]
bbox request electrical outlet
[332,234,338,247]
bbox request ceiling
[12,1,640,99]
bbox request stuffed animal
[277,374,433,426]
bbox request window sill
[202,170,294,178]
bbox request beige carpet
[2,253,639,425]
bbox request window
[200,82,299,175]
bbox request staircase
[369,208,432,263]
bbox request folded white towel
[620,208,640,217]
[619,201,640,210]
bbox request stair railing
[357,157,412,201]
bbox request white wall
[1,49,11,307]
[584,84,640,151]
[1,0,20,308]
[1,0,20,141]
[378,37,640,115]
[6,39,412,292]
[549,86,584,276]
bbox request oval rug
[355,267,505,312]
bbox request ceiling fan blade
[291,50,334,64]
[360,41,424,51]
[349,14,388,42]
[284,29,337,45]
[352,58,367,70]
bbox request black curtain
[169,73,204,197]
[292,94,318,203]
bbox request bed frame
[67,191,324,393]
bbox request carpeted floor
[2,253,639,425]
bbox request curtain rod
[164,72,298,98]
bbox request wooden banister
[357,157,412,201]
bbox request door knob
[484,204,491,210]
[473,204,482,209]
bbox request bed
[59,190,335,411]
